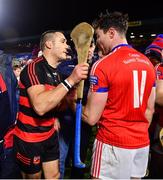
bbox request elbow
[89,121,96,126]
[83,109,99,126]
[33,106,46,116]
[83,113,97,126]
[87,118,97,126]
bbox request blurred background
[0,0,162,59]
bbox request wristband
[65,79,72,88]
[61,79,72,91]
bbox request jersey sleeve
[20,63,42,89]
[89,63,109,93]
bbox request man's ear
[108,28,115,39]
[45,40,53,49]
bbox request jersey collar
[111,44,132,52]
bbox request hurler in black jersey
[14,30,89,179]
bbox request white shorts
[91,139,149,179]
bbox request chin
[59,56,66,61]
[63,54,68,59]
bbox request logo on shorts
[33,156,41,165]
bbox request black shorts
[13,132,59,174]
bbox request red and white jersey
[90,44,156,149]
[155,63,163,127]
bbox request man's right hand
[66,63,89,86]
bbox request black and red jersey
[15,56,60,142]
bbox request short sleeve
[20,63,42,89]
[89,63,109,93]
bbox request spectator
[145,34,163,179]
[145,34,163,66]
[0,50,21,178]
[13,65,22,82]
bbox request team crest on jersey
[90,75,98,85]
[47,73,52,78]
[33,156,41,165]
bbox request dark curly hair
[92,11,129,35]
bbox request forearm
[145,108,154,126]
[83,91,107,126]
[145,87,156,126]
[30,83,70,116]
[28,62,89,116]
[82,103,99,126]
[82,91,92,124]
[82,105,89,123]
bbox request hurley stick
[71,22,94,168]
